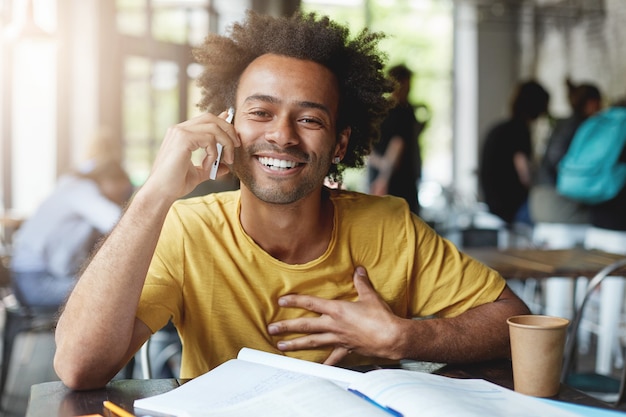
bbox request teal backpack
[557,107,626,204]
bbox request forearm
[377,137,404,181]
[395,287,530,363]
[513,152,531,187]
[54,188,173,389]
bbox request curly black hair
[193,10,394,181]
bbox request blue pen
[348,388,404,417]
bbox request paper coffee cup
[507,314,570,397]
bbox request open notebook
[134,348,622,417]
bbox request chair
[139,322,181,379]
[0,264,58,404]
[583,227,626,374]
[532,222,589,320]
[0,263,139,396]
[561,258,626,407]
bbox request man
[479,80,550,225]
[54,11,529,390]
[369,64,426,214]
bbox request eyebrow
[244,94,331,116]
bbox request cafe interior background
[2,0,625,244]
[0,0,625,414]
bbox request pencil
[103,400,136,417]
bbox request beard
[231,144,334,205]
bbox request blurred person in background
[586,98,626,238]
[368,64,427,215]
[479,80,550,226]
[530,79,602,226]
[10,159,132,308]
[527,80,602,320]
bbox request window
[115,0,215,186]
[1,0,58,214]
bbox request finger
[214,163,233,179]
[183,111,240,148]
[201,142,219,165]
[353,266,377,300]
[277,293,332,314]
[221,143,238,165]
[218,109,241,148]
[275,332,337,352]
[353,266,394,316]
[164,124,231,157]
[213,110,240,165]
[191,129,237,174]
[217,109,241,142]
[323,347,351,365]
[188,165,208,185]
[268,315,331,336]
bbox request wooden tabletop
[27,378,182,417]
[464,248,626,279]
[26,359,621,417]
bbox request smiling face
[230,54,349,205]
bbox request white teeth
[258,156,299,170]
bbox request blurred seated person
[530,79,602,227]
[10,160,133,308]
[479,80,550,225]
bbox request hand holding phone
[209,107,235,180]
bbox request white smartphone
[209,107,235,180]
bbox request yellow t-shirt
[137,189,505,378]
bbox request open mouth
[258,156,302,171]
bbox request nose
[264,116,299,147]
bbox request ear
[334,127,351,160]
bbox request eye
[247,109,273,119]
[299,117,325,129]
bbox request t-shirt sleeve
[409,218,507,318]
[136,205,185,333]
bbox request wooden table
[464,247,626,279]
[26,378,182,417]
[26,360,621,417]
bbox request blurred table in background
[465,247,626,376]
[464,248,626,280]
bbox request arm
[513,151,532,187]
[369,136,404,196]
[268,266,529,365]
[54,112,240,390]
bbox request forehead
[237,54,340,111]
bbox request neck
[239,186,334,264]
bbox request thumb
[353,265,375,298]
